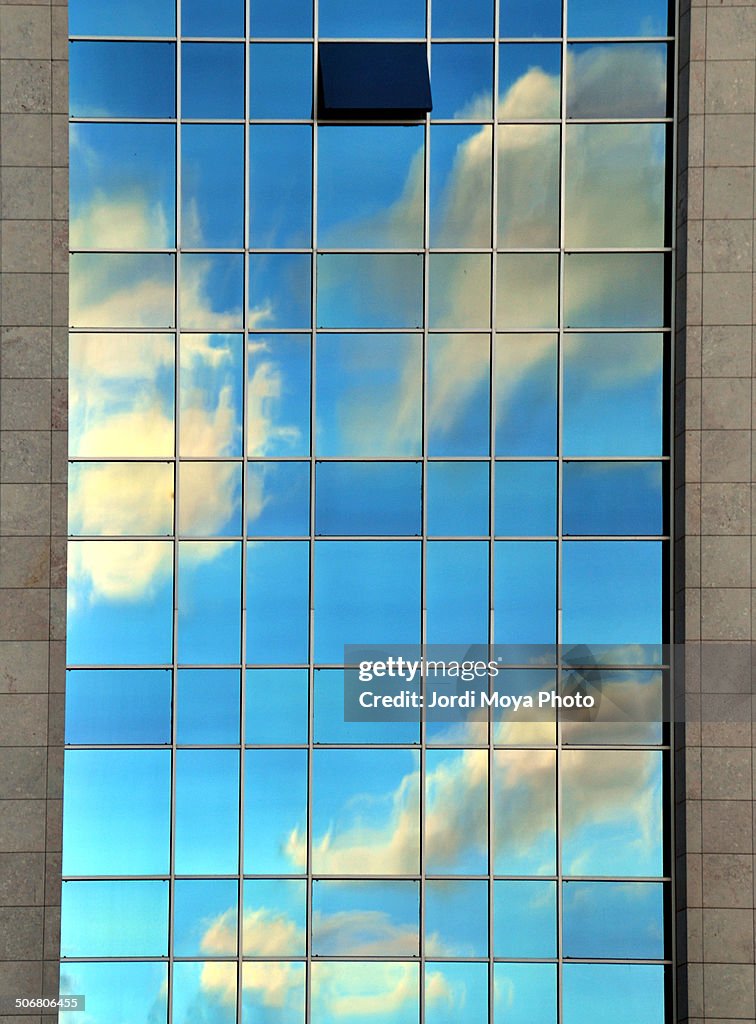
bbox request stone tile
[0,800,45,852]
[0,220,50,273]
[51,218,66,272]
[701,747,752,800]
[0,166,50,220]
[701,325,752,376]
[0,6,51,60]
[0,58,50,114]
[46,694,63,749]
[701,588,751,640]
[50,325,66,378]
[0,484,50,535]
[704,114,755,166]
[49,431,66,485]
[45,746,62,801]
[0,432,52,484]
[703,963,756,1019]
[703,166,754,219]
[50,6,67,59]
[0,537,50,588]
[0,695,48,746]
[0,591,49,642]
[705,6,756,60]
[44,800,61,854]
[0,960,42,1001]
[0,642,48,694]
[0,113,51,167]
[0,327,51,378]
[701,429,751,481]
[701,800,753,853]
[50,378,65,430]
[701,483,750,533]
[0,907,44,960]
[50,271,66,326]
[703,219,754,272]
[49,536,65,590]
[48,589,65,643]
[50,59,66,115]
[700,536,751,587]
[0,274,51,327]
[51,168,67,221]
[47,642,65,694]
[702,272,753,325]
[42,906,59,961]
[701,378,752,429]
[0,853,44,907]
[701,692,753,745]
[0,748,46,800]
[705,59,756,114]
[700,641,753,693]
[48,482,66,537]
[0,378,51,430]
[50,113,66,168]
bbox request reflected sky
[71,254,175,330]
[426,880,488,956]
[247,334,310,456]
[70,0,174,36]
[498,125,559,247]
[493,964,557,1024]
[175,879,238,957]
[431,125,492,247]
[182,0,244,37]
[563,881,665,958]
[500,0,561,37]
[249,43,312,118]
[495,880,556,958]
[494,750,556,874]
[311,963,418,1024]
[495,334,557,456]
[319,0,425,37]
[427,963,487,1024]
[428,334,490,453]
[70,42,175,118]
[433,0,493,38]
[563,965,666,1024]
[499,44,561,118]
[182,126,244,248]
[567,0,669,37]
[175,749,240,874]
[177,541,242,664]
[568,44,668,117]
[59,962,166,1024]
[177,669,240,744]
[250,126,312,248]
[432,45,493,119]
[65,669,171,745]
[313,881,419,956]
[182,43,244,118]
[61,880,168,957]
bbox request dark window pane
[182,0,244,37]
[182,44,244,118]
[495,462,557,536]
[567,44,668,118]
[250,126,312,247]
[65,669,171,745]
[563,882,666,959]
[319,43,431,119]
[316,461,422,536]
[70,42,175,118]
[250,44,312,118]
[563,462,664,535]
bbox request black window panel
[318,42,432,120]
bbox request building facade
[0,0,755,1021]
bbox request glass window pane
[426,749,488,873]
[563,965,666,1024]
[180,333,243,457]
[427,542,489,645]
[426,880,488,956]
[494,880,556,957]
[319,0,425,37]
[173,962,236,1024]
[431,125,492,247]
[563,462,664,535]
[61,881,168,957]
[563,540,663,646]
[65,669,171,745]
[318,126,424,249]
[182,0,244,37]
[312,964,419,1024]
[247,462,310,536]
[494,749,556,874]
[562,750,664,876]
[69,462,174,537]
[246,669,309,745]
[249,253,311,330]
[181,253,244,331]
[182,43,244,118]
[495,334,557,456]
[177,669,240,744]
[427,462,489,536]
[426,963,488,1024]
[315,668,419,744]
[63,750,170,874]
[70,334,175,458]
[250,44,312,118]
[428,333,491,454]
[565,125,666,248]
[563,882,665,958]
[251,0,312,37]
[492,668,557,746]
[494,541,556,644]
[182,125,244,248]
[316,461,422,536]
[177,541,242,664]
[68,540,174,665]
[563,333,665,457]
[314,541,421,662]
[567,43,668,118]
[246,541,310,663]
[179,462,242,537]
[561,668,664,746]
[315,333,422,457]
[247,334,311,457]
[498,125,560,247]
[59,963,166,1024]
[244,879,306,956]
[250,126,312,248]
[317,254,423,329]
[70,42,175,118]
[493,965,557,1024]
[71,123,175,250]
[174,879,238,957]
[499,44,561,119]
[500,0,561,38]
[175,750,240,874]
[429,254,491,330]
[568,0,669,38]
[242,963,305,1024]
[244,749,307,873]
[312,749,420,874]
[432,45,493,120]
[496,254,558,330]
[564,253,666,329]
[495,462,557,536]
[70,254,175,330]
[313,881,418,956]
[433,0,493,38]
[71,0,175,36]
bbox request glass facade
[64,1,673,1022]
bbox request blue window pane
[500,0,561,37]
[494,880,556,957]
[432,45,493,119]
[251,0,312,37]
[568,0,669,37]
[563,965,666,1024]
[247,462,310,536]
[315,668,419,744]
[494,750,556,874]
[495,462,557,536]
[63,750,170,875]
[71,0,175,36]
[173,962,236,1024]
[174,879,238,957]
[244,879,307,956]
[175,750,240,874]
[181,253,244,331]
[177,542,242,664]
[177,669,240,744]
[178,461,243,537]
[493,965,557,1024]
[428,334,490,454]
[70,254,175,330]
[182,44,244,118]
[244,749,308,873]
[427,462,489,536]
[65,669,171,745]
[317,254,424,329]
[247,334,311,457]
[182,0,244,37]
[426,750,488,874]
[70,43,175,118]
[59,963,167,1024]
[246,669,309,745]
[61,881,168,957]
[433,0,493,38]
[565,254,666,329]
[250,44,312,118]
[313,880,419,955]
[430,125,492,247]
[563,882,666,959]
[494,541,556,644]
[426,542,489,645]
[247,541,310,663]
[563,541,663,646]
[568,44,669,118]
[426,964,488,1024]
[316,462,422,536]
[314,541,421,662]
[426,881,488,956]
[499,44,561,118]
[312,964,418,1024]
[563,462,664,536]
[180,333,243,457]
[250,126,312,247]
[495,334,557,456]
[319,0,425,38]
[249,254,311,330]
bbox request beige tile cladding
[0,0,67,1014]
[676,0,756,1021]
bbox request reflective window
[317,254,423,329]
[174,750,240,874]
[431,125,493,247]
[182,44,244,118]
[494,880,557,957]
[563,462,664,536]
[70,43,175,118]
[429,255,492,330]
[563,882,666,959]
[71,0,175,36]
[564,253,667,329]
[313,881,419,955]
[246,669,309,745]
[498,125,560,247]
[249,253,311,329]
[177,669,240,744]
[563,965,666,1024]
[250,126,312,247]
[182,126,244,247]
[180,253,244,330]
[426,881,488,956]
[314,668,419,744]
[427,542,489,645]
[494,541,556,644]
[62,881,169,957]
[494,749,556,874]
[428,333,490,453]
[247,334,311,457]
[182,0,244,37]
[495,334,558,456]
[70,254,175,329]
[250,0,312,37]
[426,462,489,536]
[247,462,310,536]
[249,44,312,118]
[568,0,669,38]
[318,0,425,38]
[500,0,561,37]
[433,0,494,38]
[178,462,242,536]
[244,749,308,873]
[177,541,242,664]
[246,541,310,663]
[59,964,167,1024]
[432,45,493,120]
[496,254,558,330]
[69,462,174,537]
[316,461,422,536]
[174,962,236,1024]
[65,669,171,745]
[244,879,306,955]
[174,879,238,957]
[499,44,561,118]
[180,333,243,457]
[493,965,557,1024]
[496,462,557,536]
[567,44,669,118]
[427,750,488,873]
